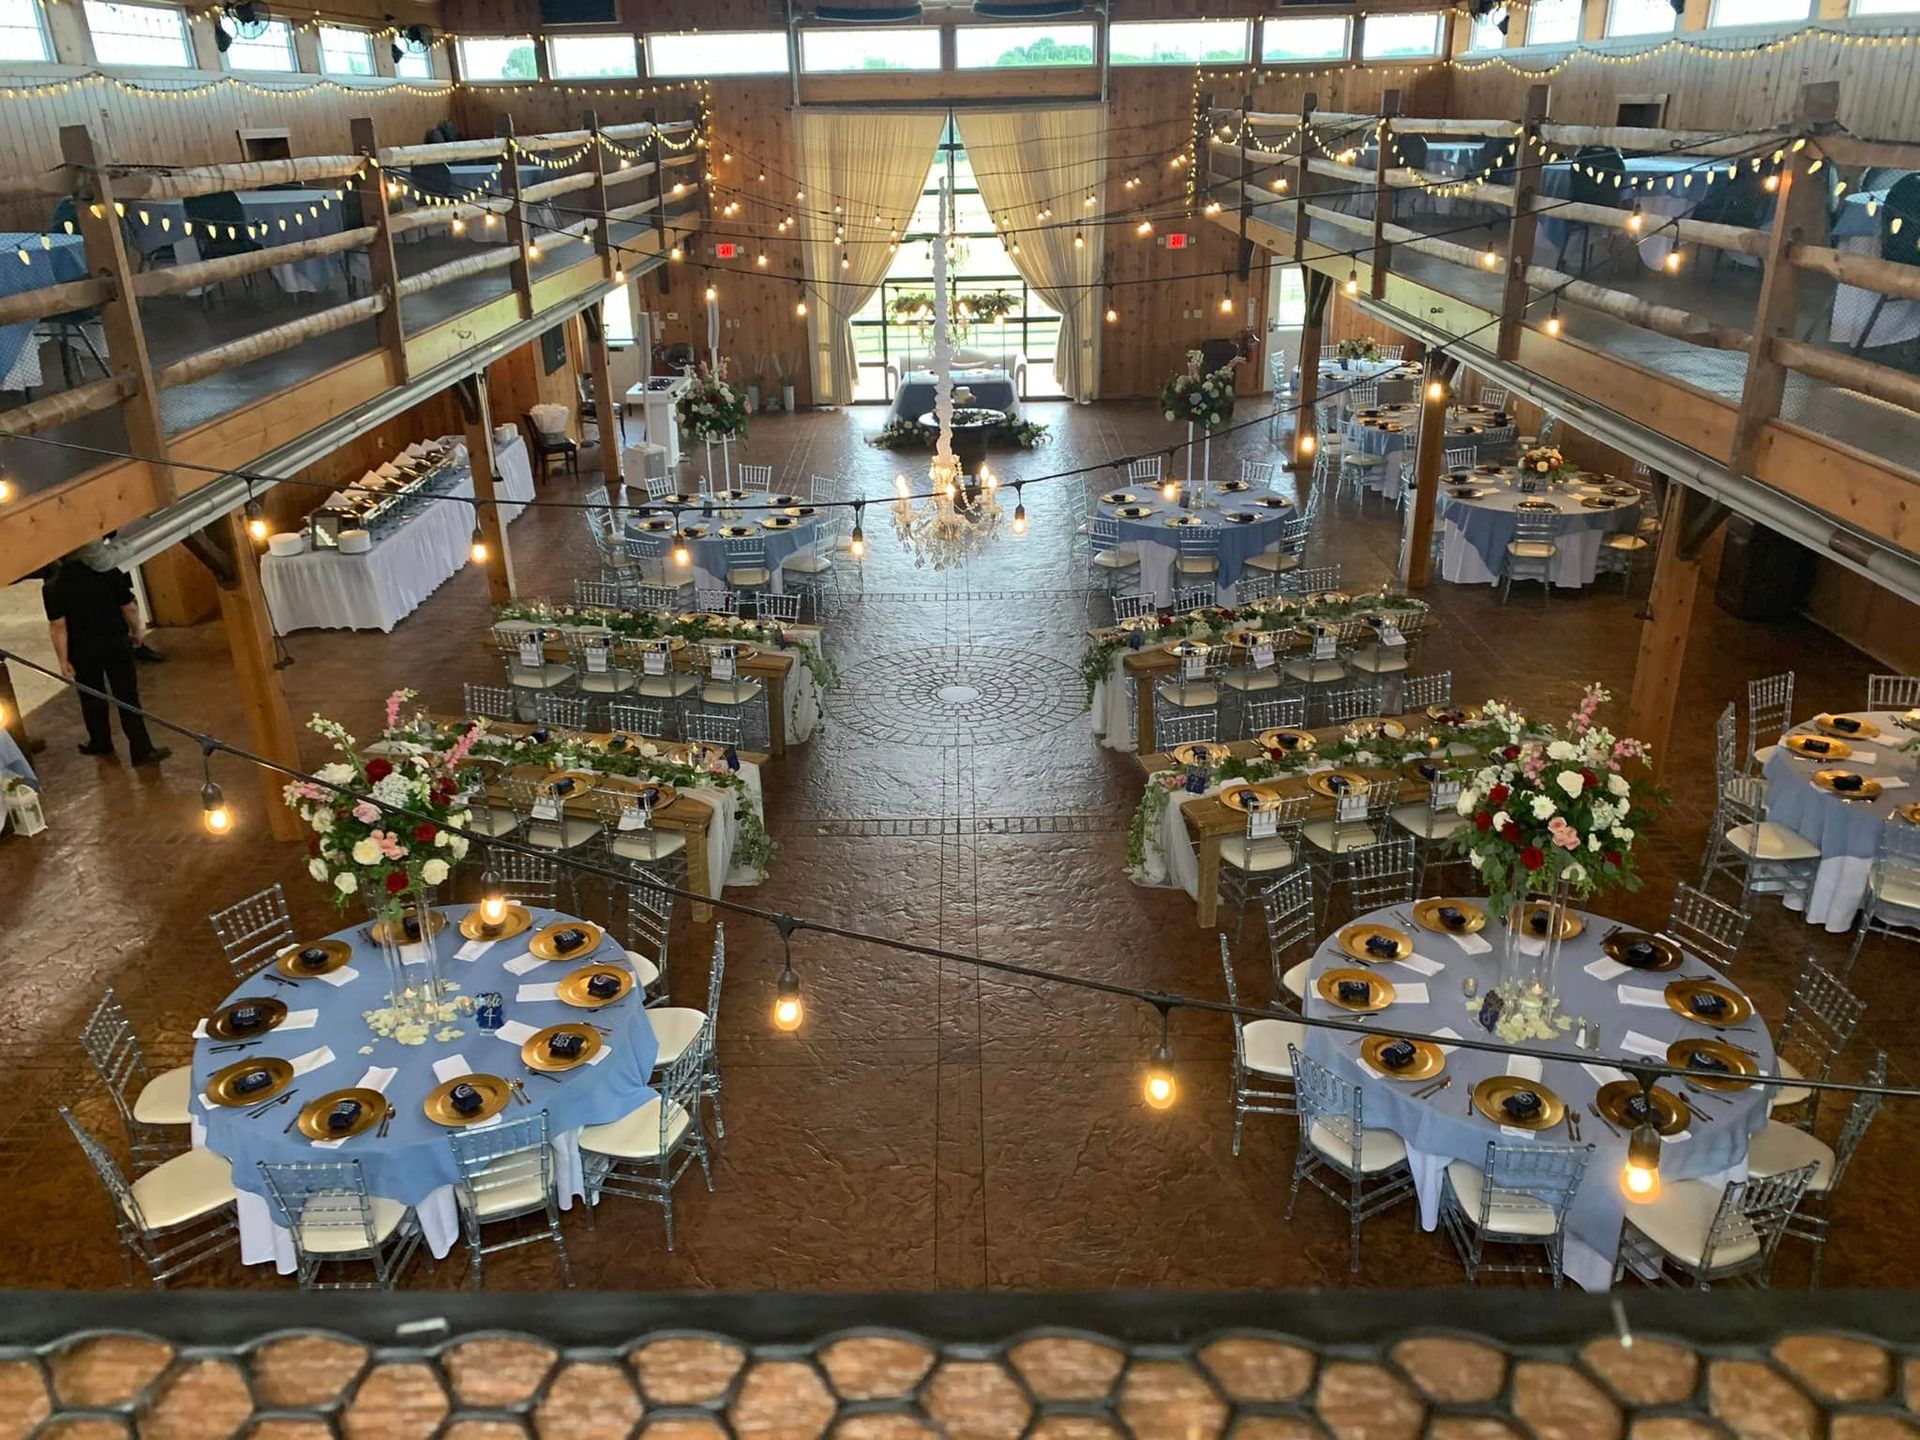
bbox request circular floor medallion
[830,645,1082,747]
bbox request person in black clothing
[42,549,170,765]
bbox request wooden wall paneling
[486,331,583,450]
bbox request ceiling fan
[214,0,272,52]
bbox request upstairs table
[125,190,346,295]
[0,233,89,392]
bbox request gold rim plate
[296,1088,392,1141]
[1595,1080,1691,1136]
[1784,734,1850,760]
[369,910,449,947]
[276,940,353,978]
[1102,491,1135,504]
[1603,931,1683,972]
[1663,978,1754,1027]
[1256,727,1315,753]
[1307,769,1371,800]
[423,1074,514,1127]
[1813,769,1883,801]
[205,1057,296,1107]
[1170,741,1225,767]
[1316,967,1397,1012]
[529,921,605,962]
[459,904,534,942]
[1897,803,1920,825]
[1339,923,1413,964]
[1220,783,1283,814]
[522,1023,604,1073]
[1814,714,1881,739]
[1411,898,1486,935]
[207,997,289,1040]
[1665,1038,1757,1091]
[1471,1075,1566,1130]
[557,963,635,1009]
[1510,903,1585,941]
[1361,1036,1446,1081]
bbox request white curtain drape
[957,107,1107,402]
[792,109,946,408]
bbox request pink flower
[384,690,406,730]
[1547,816,1581,851]
[353,800,381,825]
[374,829,407,861]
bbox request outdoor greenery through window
[800,26,940,72]
[224,16,295,71]
[458,35,537,82]
[1524,0,1583,43]
[393,42,435,78]
[1606,0,1678,37]
[1260,15,1349,63]
[1708,0,1810,23]
[954,23,1095,67]
[0,0,49,61]
[547,33,636,78]
[647,29,787,76]
[852,120,1063,402]
[83,0,192,66]
[1108,19,1250,65]
[318,24,374,76]
[1360,11,1445,58]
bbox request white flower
[312,811,335,835]
[308,857,328,881]
[316,762,353,785]
[1456,788,1478,816]
[351,837,381,866]
[1469,850,1485,869]
[1589,834,1602,851]
[1564,863,1586,885]
[1531,794,1557,819]
[434,829,452,847]
[448,836,470,860]
[1492,809,1512,831]
[421,858,450,886]
[1612,825,1634,843]
[1607,772,1631,797]
[1547,740,1577,761]
[335,873,359,894]
[1555,770,1585,798]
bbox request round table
[626,498,827,597]
[1304,899,1772,1290]
[1297,358,1424,413]
[1761,709,1919,931]
[1100,486,1293,603]
[189,902,660,1273]
[1343,405,1514,503]
[1435,469,1641,587]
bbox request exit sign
[714,242,740,259]
[1166,232,1192,250]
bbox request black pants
[71,643,157,758]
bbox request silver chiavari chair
[1377,344,1404,361]
[1174,526,1222,595]
[1244,514,1309,583]
[1769,959,1866,1128]
[491,848,557,909]
[1663,882,1748,971]
[1279,621,1348,723]
[621,872,676,1005]
[1282,562,1341,600]
[1344,832,1417,915]
[1240,459,1277,489]
[803,475,834,501]
[461,758,522,852]
[647,925,727,1137]
[1500,512,1558,604]
[1440,1140,1591,1288]
[1237,570,1278,605]
[1112,592,1156,623]
[1262,867,1318,1008]
[573,577,627,609]
[448,1110,573,1287]
[505,776,602,909]
[756,590,804,626]
[736,462,773,493]
[1347,609,1423,680]
[1244,694,1307,742]
[1219,934,1304,1155]
[1747,1049,1885,1285]
[1612,1163,1816,1290]
[1746,670,1795,772]
[1154,645,1225,731]
[622,638,700,737]
[530,690,592,734]
[1156,710,1219,749]
[697,587,740,617]
[1285,1047,1415,1274]
[1700,702,1818,914]
[624,533,695,596]
[565,631,637,719]
[209,884,296,982]
[61,1107,237,1287]
[578,1026,713,1251]
[643,470,676,502]
[695,642,769,754]
[256,1158,423,1291]
[1169,584,1214,614]
[80,989,192,1170]
[1866,674,1920,711]
[463,683,517,724]
[1324,680,1383,728]
[629,584,686,612]
[1478,384,1509,410]
[606,700,669,739]
[492,623,576,699]
[1442,446,1476,474]
[1401,670,1454,713]
[1128,456,1163,489]
[1391,761,1465,893]
[1218,791,1310,942]
[1846,822,1920,974]
[684,712,745,750]
[1221,628,1286,736]
[778,525,839,622]
[589,783,689,888]
[722,538,773,605]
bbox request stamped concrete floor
[1,399,1914,1293]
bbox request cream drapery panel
[792,109,946,408]
[956,107,1107,403]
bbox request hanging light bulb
[772,961,804,1032]
[451,215,466,236]
[1142,1008,1176,1111]
[1011,483,1027,536]
[1160,476,1179,501]
[704,283,717,301]
[756,252,768,268]
[1763,172,1781,193]
[1545,304,1562,338]
[1426,378,1448,402]
[1626,204,1645,234]
[894,473,911,500]
[670,245,683,261]
[614,266,625,284]
[1136,218,1153,236]
[1299,432,1317,456]
[850,503,866,558]
[527,241,541,261]
[245,498,267,543]
[1480,245,1499,269]
[0,470,12,504]
[1344,269,1359,296]
[1663,249,1682,273]
[200,743,230,836]
[1105,306,1119,324]
[1073,232,1084,249]
[470,524,489,564]
[1219,296,1235,314]
[1622,1121,1663,1202]
[673,530,690,567]
[477,872,508,930]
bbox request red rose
[413,822,438,843]
[1581,768,1599,790]
[1520,846,1545,871]
[365,757,394,783]
[385,870,407,893]
[1502,745,1520,761]
[1474,810,1493,831]
[1501,822,1522,844]
[1488,784,1510,805]
[306,835,320,856]
[1266,747,1285,762]
[1604,851,1623,867]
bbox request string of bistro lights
[4,642,1916,1207]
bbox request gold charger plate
[760,516,798,530]
[1666,1038,1757,1091]
[207,997,289,1040]
[557,963,635,1009]
[275,939,353,979]
[784,506,819,518]
[1603,930,1683,972]
[1516,499,1559,512]
[1256,727,1316,753]
[1471,1075,1566,1131]
[204,1057,296,1108]
[1812,769,1883,801]
[1361,1036,1446,1082]
[634,517,675,532]
[598,775,677,808]
[1170,741,1226,768]
[459,904,534,942]
[1426,703,1482,724]
[369,910,448,947]
[1307,769,1370,800]
[1664,978,1754,1027]
[1897,802,1920,825]
[521,1023,605,1073]
[423,1074,513,1127]
[1220,783,1283,813]
[1339,922,1413,963]
[1580,497,1621,510]
[679,526,710,538]
[1114,505,1156,519]
[1411,898,1486,935]
[1784,733,1851,760]
[1101,490,1136,505]
[1813,714,1880,739]
[529,921,605,962]
[1510,903,1585,941]
[1348,717,1409,741]
[1164,516,1206,528]
[1316,967,1397,1013]
[295,1088,392,1141]
[1595,1080,1691,1137]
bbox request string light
[200,741,230,837]
[1011,483,1027,537]
[771,921,804,1032]
[1480,246,1499,270]
[1219,296,1235,314]
[1142,1006,1176,1111]
[704,283,717,302]
[0,471,10,504]
[1663,249,1683,273]
[1344,269,1359,297]
[244,498,267,543]
[1544,303,1563,338]
[1626,204,1645,234]
[1426,378,1448,402]
[849,502,866,558]
[1105,306,1119,324]
[672,530,690,568]
[469,525,489,565]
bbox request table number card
[1476,990,1505,1034]
[1336,792,1368,823]
[711,647,738,682]
[1249,806,1279,839]
[1251,637,1275,669]
[1376,622,1405,648]
[532,795,561,823]
[1312,632,1337,661]
[617,801,653,832]
[641,645,669,676]
[1182,652,1207,680]
[584,641,610,674]
[517,633,545,668]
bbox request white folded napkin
[289,1045,336,1078]
[495,1020,538,1046]
[192,1019,209,1039]
[503,952,543,976]
[1585,956,1631,983]
[1879,776,1910,791]
[398,943,434,967]
[1620,1030,1669,1059]
[1389,981,1431,1005]
[1515,935,1547,957]
[315,967,360,989]
[464,1114,506,1132]
[516,982,560,1002]
[312,1066,399,1149]
[1429,1025,1462,1055]
[1617,985,1669,1009]
[278,1008,319,1031]
[1851,749,1878,764]
[1581,1062,1631,1088]
[1394,952,1444,977]
[586,1045,612,1066]
[455,938,498,962]
[1447,930,1492,955]
[432,1053,473,1083]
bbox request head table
[188,903,660,1274]
[1099,482,1294,604]
[1436,467,1642,588]
[1305,900,1773,1291]
[1761,709,1919,931]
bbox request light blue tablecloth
[434,162,545,198]
[627,503,827,598]
[0,232,88,389]
[1305,900,1772,1290]
[1293,357,1420,405]
[192,903,660,1219]
[889,369,1018,424]
[0,729,37,789]
[1342,406,1513,500]
[1436,470,1639,587]
[124,191,345,294]
[1103,488,1292,600]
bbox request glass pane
[1853,0,1920,11]
[1709,0,1808,20]
[1275,266,1306,326]
[1526,0,1583,43]
[647,29,787,75]
[954,23,1095,67]
[1109,20,1250,65]
[225,18,295,71]
[1606,0,1676,37]
[603,287,634,346]
[548,33,636,77]
[318,24,374,76]
[459,36,538,81]
[1360,12,1443,58]
[0,0,47,59]
[394,45,434,78]
[799,27,940,72]
[1260,16,1348,62]
[1468,12,1506,49]
[84,1,192,66]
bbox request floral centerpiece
[871,414,1048,451]
[1336,336,1381,364]
[1160,349,1238,431]
[676,359,747,444]
[1518,444,1569,480]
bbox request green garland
[869,415,1050,451]
[494,601,838,692]
[1126,781,1173,871]
[1080,590,1432,707]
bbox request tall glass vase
[1496,872,1571,1039]
[373,891,446,1023]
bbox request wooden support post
[350,117,409,384]
[1369,89,1401,299]
[1292,93,1318,264]
[1730,82,1840,479]
[1236,90,1254,283]
[496,115,534,320]
[58,125,171,499]
[457,375,516,604]
[1626,484,1728,785]
[1497,85,1552,362]
[211,510,303,843]
[647,108,670,295]
[1401,353,1460,589]
[1290,268,1333,475]
[583,109,625,494]
[0,659,34,754]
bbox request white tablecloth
[261,436,535,634]
[1763,711,1917,931]
[1437,472,1640,588]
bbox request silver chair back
[1401,670,1453,711]
[463,683,517,723]
[491,848,558,907]
[210,884,296,982]
[1664,882,1747,969]
[684,712,744,749]
[607,700,669,737]
[1346,831,1415,910]
[1157,710,1219,748]
[1866,673,1920,710]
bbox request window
[83,0,192,66]
[1606,0,1678,37]
[548,33,636,77]
[1524,0,1583,44]
[1270,264,1307,328]
[458,35,537,82]
[1853,0,1920,11]
[646,28,787,76]
[1109,19,1251,65]
[1360,12,1444,58]
[1260,15,1349,62]
[393,42,435,79]
[799,26,940,72]
[318,24,374,76]
[1468,9,1508,50]
[223,16,295,71]
[1709,0,1809,21]
[954,23,1095,67]
[603,285,634,347]
[0,0,49,60]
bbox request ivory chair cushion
[578,1096,691,1160]
[525,818,603,851]
[1281,960,1311,1000]
[726,567,772,588]
[1281,657,1346,685]
[1154,681,1220,709]
[1745,1118,1835,1191]
[1301,820,1381,854]
[1391,804,1466,841]
[1242,1017,1306,1077]
[1766,1057,1812,1113]
[458,1159,550,1219]
[1222,668,1282,693]
[1244,551,1300,574]
[638,673,699,700]
[1308,1116,1407,1173]
[783,551,833,574]
[1444,1160,1559,1236]
[1093,549,1140,569]
[610,830,688,865]
[509,664,576,690]
[132,1065,194,1127]
[622,949,663,989]
[1507,541,1557,559]
[1623,1178,1761,1271]
[1723,822,1819,862]
[296,1196,410,1254]
[1220,836,1297,874]
[1175,556,1221,575]
[128,1148,236,1230]
[701,679,765,706]
[649,1007,706,1067]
